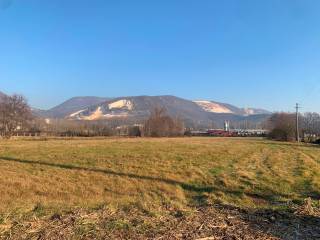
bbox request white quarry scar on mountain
[243,108,256,115]
[81,107,104,120]
[194,101,234,114]
[69,109,86,117]
[108,99,133,110]
[68,99,134,120]
[71,106,130,120]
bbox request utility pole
[295,103,300,142]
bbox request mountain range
[1,91,271,128]
[35,95,271,127]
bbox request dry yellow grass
[0,137,319,219]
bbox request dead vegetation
[0,137,319,239]
[2,202,320,240]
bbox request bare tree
[144,107,184,137]
[301,112,320,142]
[0,94,33,139]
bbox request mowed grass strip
[0,137,319,217]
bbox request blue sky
[1,0,320,112]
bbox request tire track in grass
[291,148,320,200]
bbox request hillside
[19,94,271,128]
[68,95,210,123]
[194,100,271,115]
[37,95,270,120]
[40,96,110,118]
[63,95,271,127]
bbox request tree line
[1,94,320,142]
[267,112,320,142]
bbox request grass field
[0,137,319,239]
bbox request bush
[269,128,292,141]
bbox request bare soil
[2,203,319,240]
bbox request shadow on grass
[0,156,214,194]
[1,158,320,239]
[1,156,319,206]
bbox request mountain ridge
[35,95,271,121]
[56,95,271,128]
[193,100,270,116]
[0,91,271,127]
[39,96,111,118]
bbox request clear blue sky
[1,0,320,112]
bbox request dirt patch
[1,203,319,240]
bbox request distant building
[190,123,268,137]
[224,121,230,132]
